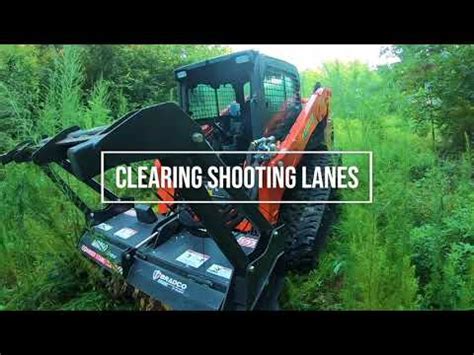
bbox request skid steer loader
[0,50,336,310]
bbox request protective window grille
[217,84,236,112]
[263,68,300,114]
[264,71,285,113]
[243,82,251,100]
[188,84,236,119]
[285,76,297,103]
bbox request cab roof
[174,50,299,84]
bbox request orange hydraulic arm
[154,159,175,214]
[257,87,332,224]
[153,88,331,226]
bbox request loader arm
[258,87,332,223]
[0,102,283,310]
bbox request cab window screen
[284,75,297,103]
[263,68,300,114]
[244,82,251,100]
[263,71,286,113]
[188,84,236,120]
[263,67,302,139]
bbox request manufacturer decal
[207,264,233,280]
[114,227,137,239]
[152,269,187,294]
[81,244,121,273]
[176,249,210,268]
[304,111,320,140]
[96,223,113,232]
[91,239,109,253]
[237,236,258,249]
[91,239,118,260]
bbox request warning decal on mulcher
[237,236,257,249]
[114,227,137,239]
[176,249,210,268]
[96,223,113,232]
[91,239,109,253]
[207,264,232,280]
[152,269,187,294]
[91,239,119,261]
[124,209,137,217]
[81,244,122,274]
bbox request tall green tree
[81,45,230,113]
[388,45,474,151]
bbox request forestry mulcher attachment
[1,50,335,310]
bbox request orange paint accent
[258,88,332,224]
[154,159,175,215]
[235,219,252,232]
[263,101,291,137]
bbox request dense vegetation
[0,45,472,310]
[285,47,473,309]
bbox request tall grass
[337,117,421,309]
[0,46,131,310]
[39,46,84,136]
[284,64,473,310]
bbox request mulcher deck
[79,207,261,310]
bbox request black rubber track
[279,150,338,274]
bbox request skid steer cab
[0,50,334,310]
